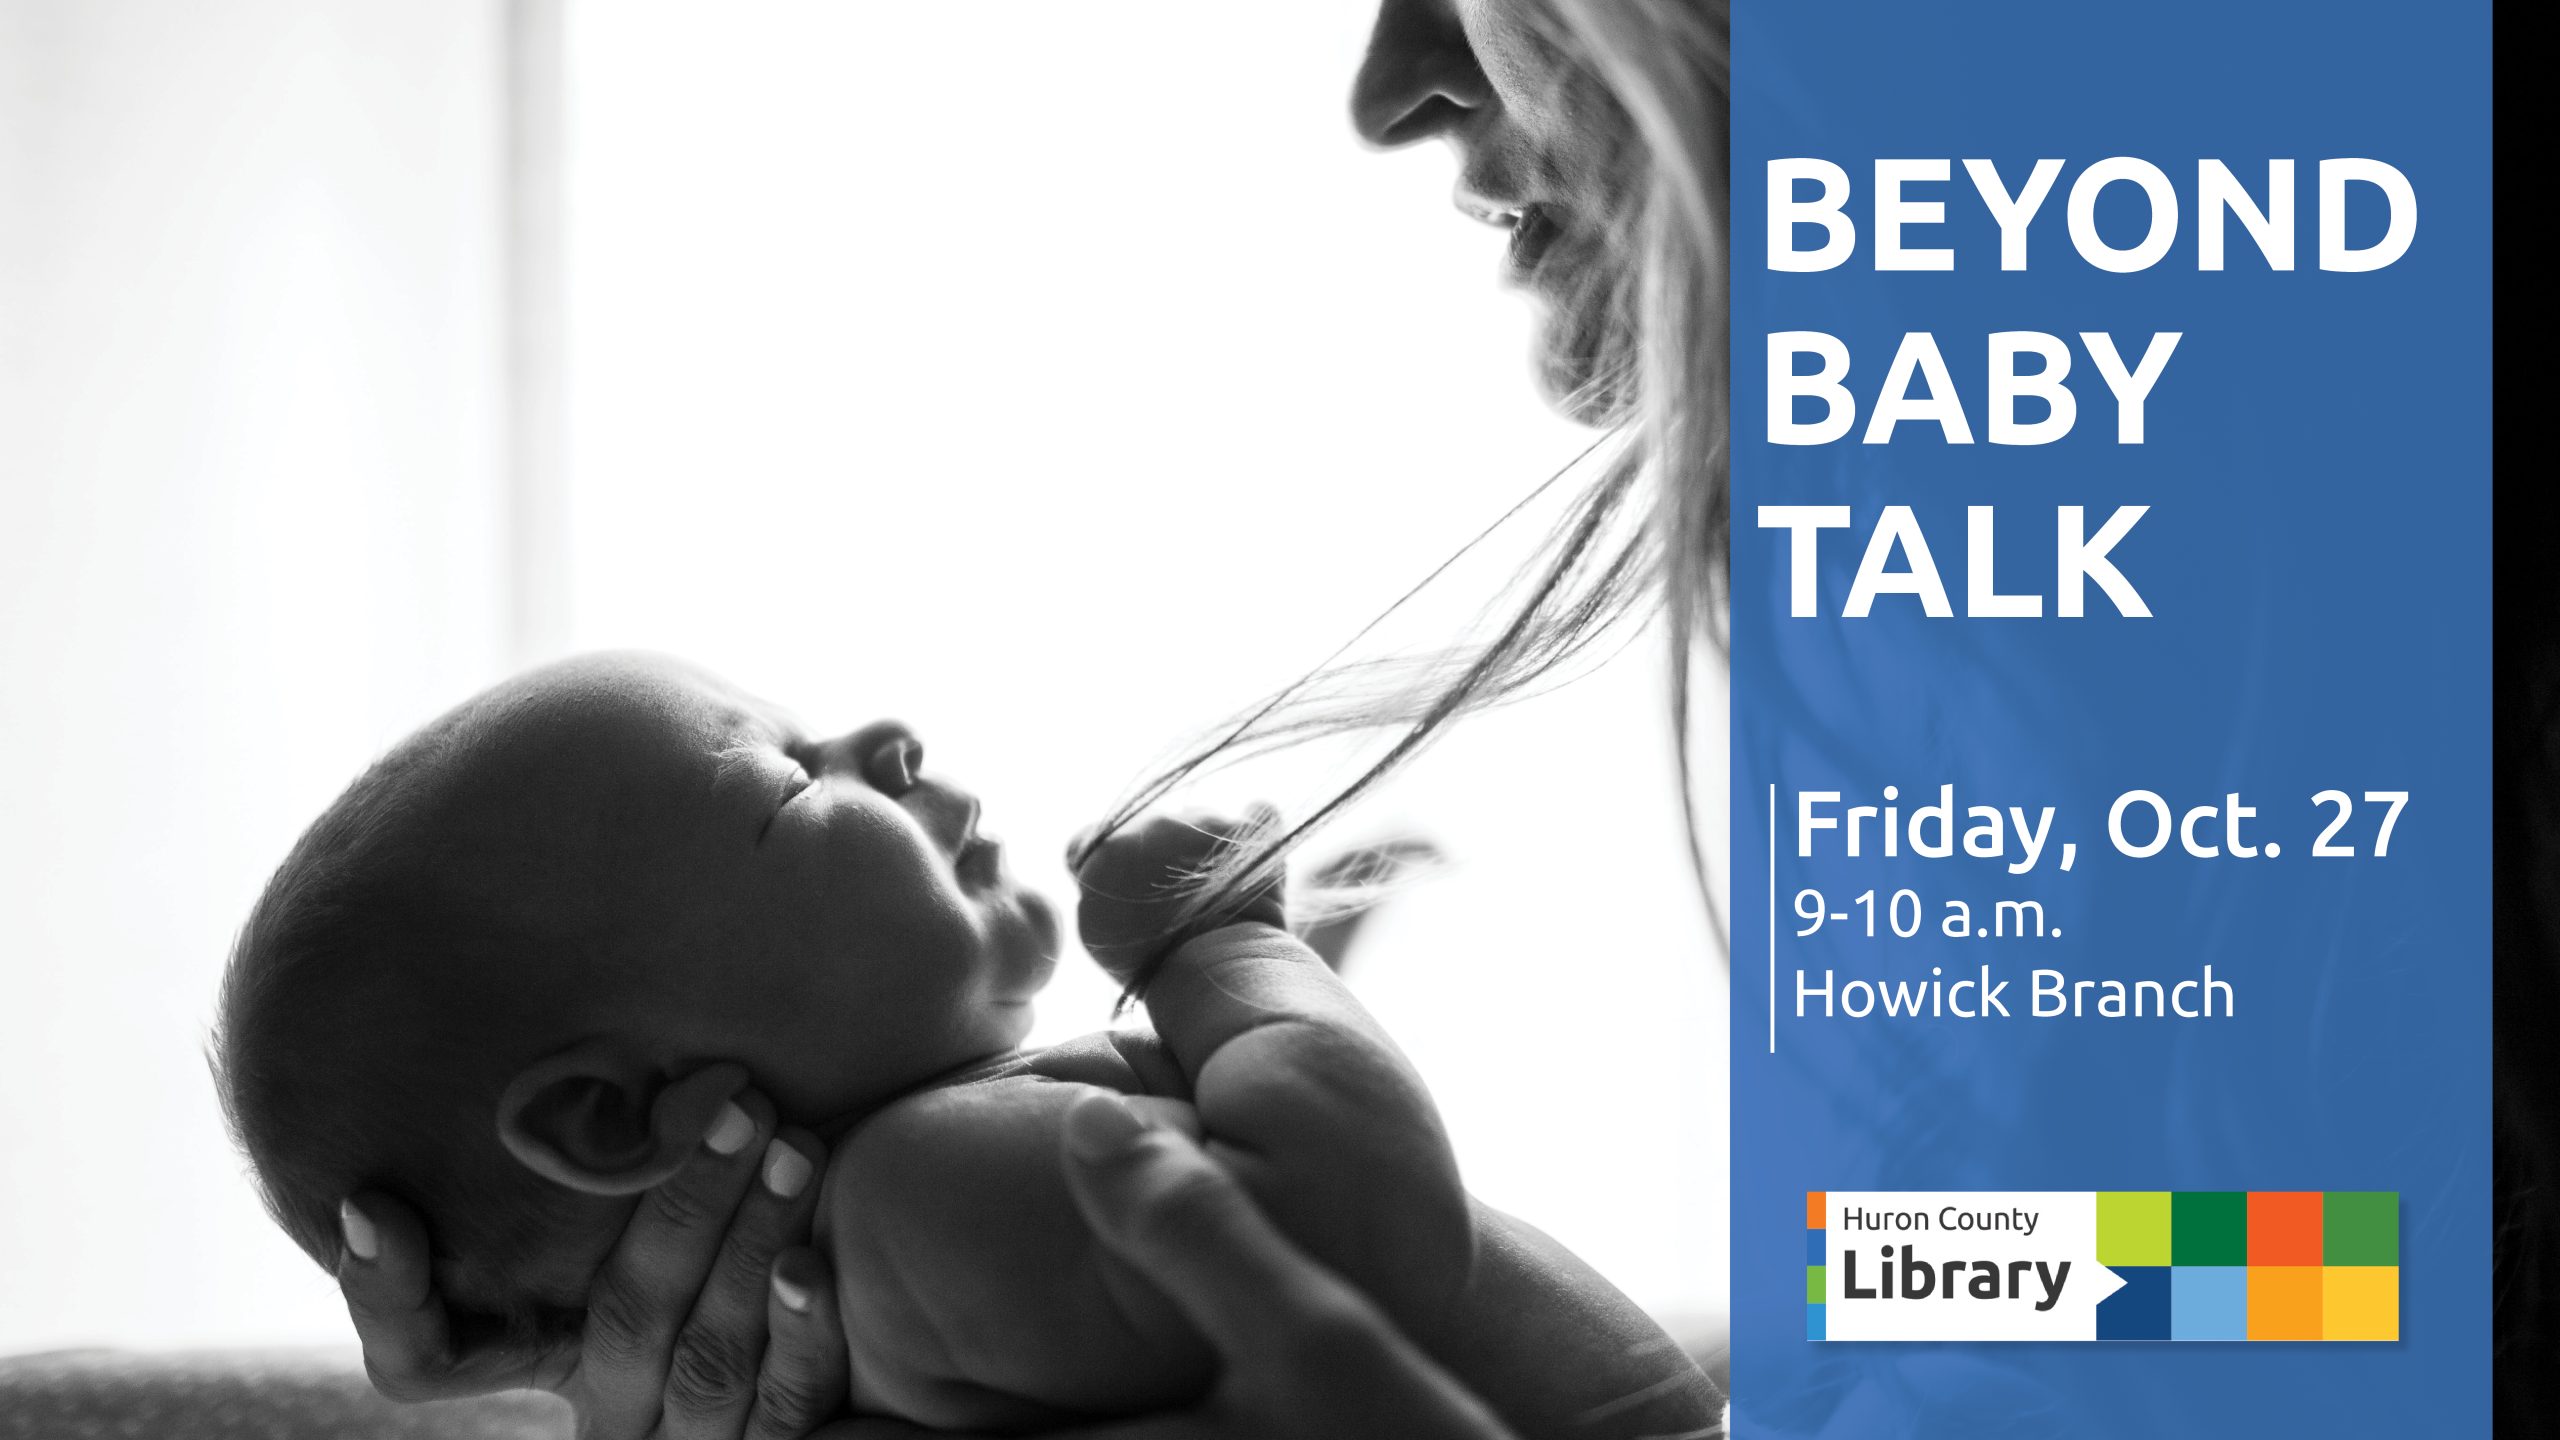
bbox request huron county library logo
[1805,1190,2399,1342]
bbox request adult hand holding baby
[811,1091,1519,1440]
[333,1079,851,1440]
[1052,1092,1520,1440]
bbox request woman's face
[1353,0,1635,416]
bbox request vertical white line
[1769,782,1778,1054]
[503,0,569,667]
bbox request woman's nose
[1351,0,1493,148]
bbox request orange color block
[2249,1191,2324,1265]
[2322,1266,2399,1341]
[1807,1191,1826,1228]
[2248,1266,2323,1340]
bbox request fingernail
[763,1138,813,1199]
[771,1270,813,1314]
[1063,1092,1149,1163]
[339,1199,380,1263]
[705,1100,757,1156]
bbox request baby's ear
[496,1045,751,1195]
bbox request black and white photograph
[2,4,1731,1436]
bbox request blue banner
[1728,3,2493,1434]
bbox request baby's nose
[812,719,922,793]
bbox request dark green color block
[2170,1191,2247,1265]
[2324,1191,2398,1265]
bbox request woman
[328,1,1733,1434]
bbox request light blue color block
[2171,1266,2247,1342]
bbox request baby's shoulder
[823,1030,1179,1198]
[1015,1026,1187,1098]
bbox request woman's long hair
[1076,0,1730,993]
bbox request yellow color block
[2322,1265,2399,1341]
[2247,1265,2322,1340]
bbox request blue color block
[1724,0,2495,1427]
[1807,1229,1827,1265]
[2097,1267,2171,1341]
[1807,1303,1826,1342]
[2171,1266,2248,1341]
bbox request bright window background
[0,0,512,1352]
[558,0,1726,1330]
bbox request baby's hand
[1072,807,1287,985]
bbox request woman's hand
[817,1092,1520,1440]
[334,1086,852,1440]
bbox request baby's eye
[743,747,817,844]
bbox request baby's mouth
[955,834,1004,888]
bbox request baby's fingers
[1180,805,1287,929]
[1189,802,1283,842]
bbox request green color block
[1807,1265,1825,1303]
[2171,1191,2248,1265]
[2099,1191,2172,1266]
[2324,1192,2399,1265]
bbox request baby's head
[214,652,1058,1328]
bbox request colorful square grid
[2092,1191,2397,1341]
[1808,1191,2399,1341]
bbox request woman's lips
[1506,204,1565,281]
[1455,190,1566,283]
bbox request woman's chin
[1531,303,1638,425]
[1538,344,1637,426]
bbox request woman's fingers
[335,1190,447,1394]
[1058,1093,1370,1360]
[1057,1094,1514,1440]
[742,1247,852,1440]
[656,1127,830,1439]
[337,1189,553,1401]
[574,1087,777,1439]
[339,1084,841,1439]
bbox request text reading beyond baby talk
[1753,156,2418,620]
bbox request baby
[216,652,1710,1435]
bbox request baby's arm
[1075,816,1476,1330]
[1079,814,1722,1438]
